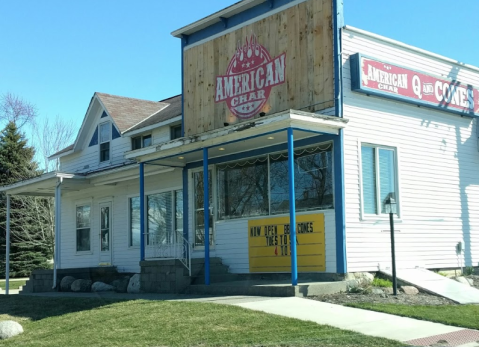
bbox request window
[361,144,398,215]
[129,190,183,247]
[129,197,140,247]
[99,122,110,162]
[171,124,182,140]
[215,143,333,221]
[76,205,91,252]
[132,134,152,150]
[193,171,213,247]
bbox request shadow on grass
[0,295,127,321]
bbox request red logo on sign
[215,34,286,119]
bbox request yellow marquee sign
[248,214,325,273]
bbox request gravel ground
[309,275,479,306]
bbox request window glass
[193,171,213,247]
[100,142,110,162]
[143,135,152,147]
[171,125,182,140]
[76,205,90,252]
[379,149,396,214]
[175,190,183,236]
[361,146,377,214]
[129,197,140,247]
[361,145,398,215]
[270,145,333,215]
[99,123,110,143]
[132,137,142,150]
[217,158,269,220]
[147,191,173,245]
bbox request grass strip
[0,296,402,347]
[348,303,479,330]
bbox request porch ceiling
[127,109,348,166]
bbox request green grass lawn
[0,296,402,347]
[348,303,479,330]
[0,280,26,290]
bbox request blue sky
[1,0,478,142]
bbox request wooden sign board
[248,213,326,273]
[183,0,334,136]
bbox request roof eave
[171,0,266,38]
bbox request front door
[99,202,112,265]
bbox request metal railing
[144,230,192,276]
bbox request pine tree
[0,122,51,277]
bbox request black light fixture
[259,112,266,117]
[385,195,398,296]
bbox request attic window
[132,134,152,150]
[99,122,111,162]
[170,124,182,140]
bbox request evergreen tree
[0,122,51,277]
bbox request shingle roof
[124,94,181,133]
[96,92,168,134]
[49,93,182,159]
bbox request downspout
[333,0,347,273]
[53,177,63,289]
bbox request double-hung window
[131,134,152,150]
[361,144,398,215]
[76,205,91,252]
[99,122,110,162]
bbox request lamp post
[385,196,398,296]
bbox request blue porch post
[203,148,210,285]
[140,163,145,261]
[287,128,298,286]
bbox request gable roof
[49,93,182,160]
[124,94,181,133]
[96,93,169,134]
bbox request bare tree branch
[1,92,37,129]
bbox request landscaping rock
[71,279,92,292]
[60,276,76,292]
[454,276,471,286]
[0,320,23,339]
[401,286,419,295]
[111,276,130,293]
[384,287,394,295]
[353,272,374,284]
[371,288,384,295]
[91,282,115,292]
[127,274,141,293]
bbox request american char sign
[215,34,286,119]
[350,53,479,117]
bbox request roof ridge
[95,92,161,104]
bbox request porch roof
[125,109,348,166]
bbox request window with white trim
[76,205,91,252]
[131,134,152,150]
[361,144,398,215]
[99,122,110,162]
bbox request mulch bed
[309,275,478,306]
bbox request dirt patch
[309,275,478,306]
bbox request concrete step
[185,281,349,297]
[193,274,241,284]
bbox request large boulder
[111,276,130,293]
[91,282,115,292]
[127,274,141,294]
[401,286,419,295]
[71,279,92,293]
[0,321,23,340]
[60,276,76,292]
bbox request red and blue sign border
[350,53,479,118]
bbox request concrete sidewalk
[20,292,479,346]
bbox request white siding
[60,169,182,273]
[342,29,479,272]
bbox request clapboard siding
[59,169,183,273]
[342,28,479,272]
